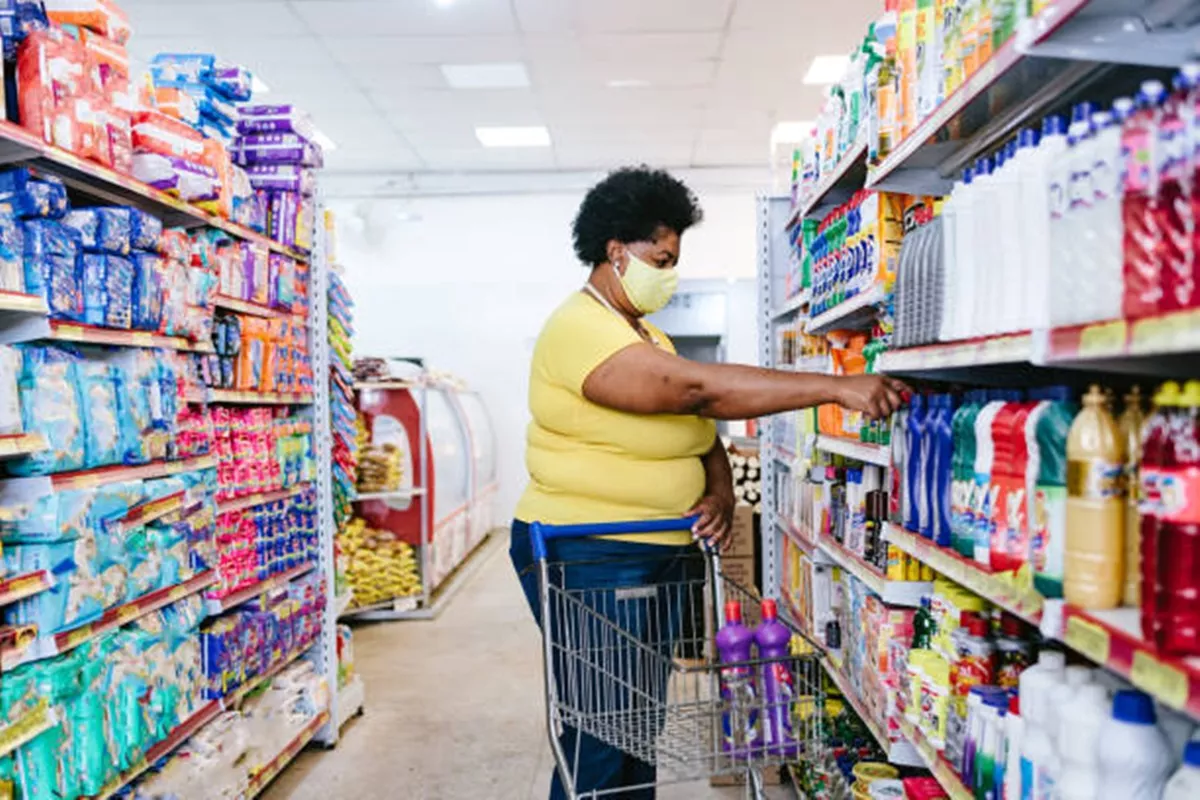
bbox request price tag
[1131,651,1189,711]
[1065,615,1111,665]
[130,332,154,347]
[55,324,83,340]
[0,701,50,755]
[60,624,93,653]
[1078,320,1126,357]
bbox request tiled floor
[263,533,791,800]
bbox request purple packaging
[233,134,323,168]
[236,105,314,139]
[208,63,253,102]
[131,153,179,193]
[245,164,315,196]
[267,191,298,248]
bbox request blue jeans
[510,520,697,800]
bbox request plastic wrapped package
[0,1,49,61]
[0,168,69,218]
[129,251,163,331]
[77,360,120,467]
[9,346,85,475]
[196,138,233,219]
[129,152,178,193]
[270,254,295,312]
[149,86,200,127]
[245,164,315,196]
[0,207,23,292]
[236,105,314,139]
[295,195,315,253]
[76,25,127,89]
[23,219,83,321]
[65,208,126,254]
[233,133,322,168]
[158,228,189,262]
[15,27,91,148]
[266,191,298,249]
[208,62,253,102]
[45,0,131,44]
[149,52,215,87]
[0,344,19,435]
[131,109,205,160]
[81,253,133,329]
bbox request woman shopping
[511,166,908,800]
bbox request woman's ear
[606,240,624,270]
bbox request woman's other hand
[688,494,734,550]
[835,374,911,420]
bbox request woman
[510,167,908,799]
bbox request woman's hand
[834,374,911,420]
[688,493,734,550]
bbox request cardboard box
[720,555,755,592]
[724,505,757,559]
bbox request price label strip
[1065,615,1112,665]
[1131,651,1189,712]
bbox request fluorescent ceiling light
[251,75,270,95]
[607,78,651,89]
[475,126,551,148]
[313,129,339,152]
[803,54,850,85]
[770,120,814,146]
[441,62,530,89]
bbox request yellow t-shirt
[514,291,717,545]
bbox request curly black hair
[572,166,703,267]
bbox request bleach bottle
[906,394,928,536]
[930,394,958,548]
[1097,690,1173,800]
[952,391,985,557]
[974,392,1019,568]
[1165,741,1200,799]
[755,599,798,756]
[716,601,759,755]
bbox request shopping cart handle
[529,516,700,560]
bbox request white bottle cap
[1039,650,1067,671]
[1065,664,1094,687]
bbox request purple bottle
[755,599,799,756]
[716,600,759,755]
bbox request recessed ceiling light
[607,79,651,89]
[441,62,530,89]
[251,75,270,95]
[433,0,454,6]
[313,129,339,152]
[770,120,815,146]
[475,126,551,148]
[803,54,850,85]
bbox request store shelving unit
[204,562,316,616]
[0,701,58,760]
[788,140,868,226]
[771,288,810,321]
[814,435,889,467]
[822,657,922,768]
[0,571,53,607]
[816,535,929,608]
[216,484,313,516]
[0,432,47,459]
[805,284,885,336]
[898,718,973,800]
[246,710,332,797]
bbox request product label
[1141,466,1200,523]
[1034,765,1056,800]
[719,667,759,751]
[1019,756,1034,800]
[991,473,1028,574]
[1066,458,1124,499]
[1031,484,1066,578]
[1121,129,1153,194]
[1048,177,1067,221]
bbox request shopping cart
[527,517,829,800]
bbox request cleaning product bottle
[1122,81,1168,319]
[1002,692,1024,800]
[971,156,998,336]
[891,405,910,525]
[952,165,977,339]
[1032,388,1078,599]
[1154,379,1200,655]
[908,394,929,537]
[1045,665,1094,754]
[1019,649,1065,800]
[1157,71,1196,313]
[990,393,1036,573]
[932,393,958,548]
[1139,381,1181,641]
[754,599,798,756]
[1093,101,1134,324]
[1021,116,1067,331]
[1064,386,1126,610]
[1056,682,1110,800]
[1097,689,1174,800]
[1055,119,1098,327]
[716,600,759,754]
[1164,741,1200,799]
[975,691,1008,800]
[974,393,1015,568]
[1119,386,1148,607]
[953,391,985,557]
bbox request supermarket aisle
[263,533,773,800]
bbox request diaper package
[209,63,253,103]
[233,134,322,169]
[149,52,214,88]
[129,250,163,331]
[245,164,315,197]
[0,168,68,218]
[236,105,314,140]
[0,344,20,435]
[9,345,86,475]
[44,0,132,45]
[77,360,120,467]
[0,206,23,292]
[0,0,48,60]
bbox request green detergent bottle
[952,390,985,557]
[1031,386,1078,599]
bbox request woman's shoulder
[542,291,619,336]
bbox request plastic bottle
[996,136,1027,333]
[1064,386,1126,610]
[1056,682,1110,800]
[1021,115,1067,331]
[1031,387,1077,599]
[1122,81,1168,319]
[1154,380,1200,656]
[952,165,977,339]
[1053,120,1098,327]
[940,171,961,341]
[932,394,958,548]
[754,599,798,756]
[1164,740,1200,799]
[1019,649,1065,800]
[1097,689,1174,800]
[973,394,1014,568]
[953,391,985,558]
[1045,665,1094,753]
[1092,101,1134,324]
[1002,692,1023,800]
[975,693,1008,800]
[990,394,1036,573]
[716,600,759,754]
[1045,121,1080,327]
[971,156,997,336]
[1139,381,1182,641]
[1157,71,1195,313]
[907,394,929,537]
[1119,386,1148,607]
[891,404,910,525]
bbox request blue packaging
[207,62,253,102]
[0,168,68,219]
[78,361,120,468]
[63,209,133,255]
[122,208,163,251]
[129,251,162,332]
[23,218,78,258]
[0,0,47,60]
[149,53,215,86]
[0,206,23,291]
[81,254,133,329]
[27,252,83,322]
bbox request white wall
[333,189,760,521]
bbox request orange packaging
[131,108,205,159]
[46,0,133,45]
[197,139,234,220]
[16,28,90,145]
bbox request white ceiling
[121,0,879,177]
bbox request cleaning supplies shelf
[884,523,1044,625]
[805,284,885,335]
[1043,308,1200,365]
[814,435,890,467]
[772,288,811,320]
[876,332,1034,374]
[204,562,316,615]
[822,660,923,768]
[816,534,930,607]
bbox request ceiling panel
[524,32,723,65]
[692,141,770,166]
[325,145,425,172]
[554,142,695,170]
[731,0,879,32]
[529,59,716,91]
[549,124,697,149]
[122,1,309,37]
[378,89,541,124]
[290,0,518,37]
[417,146,556,170]
[341,63,449,92]
[512,0,575,34]
[574,0,733,33]
[321,34,524,66]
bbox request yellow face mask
[615,251,678,314]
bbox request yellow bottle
[1065,386,1126,610]
[1119,386,1147,607]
